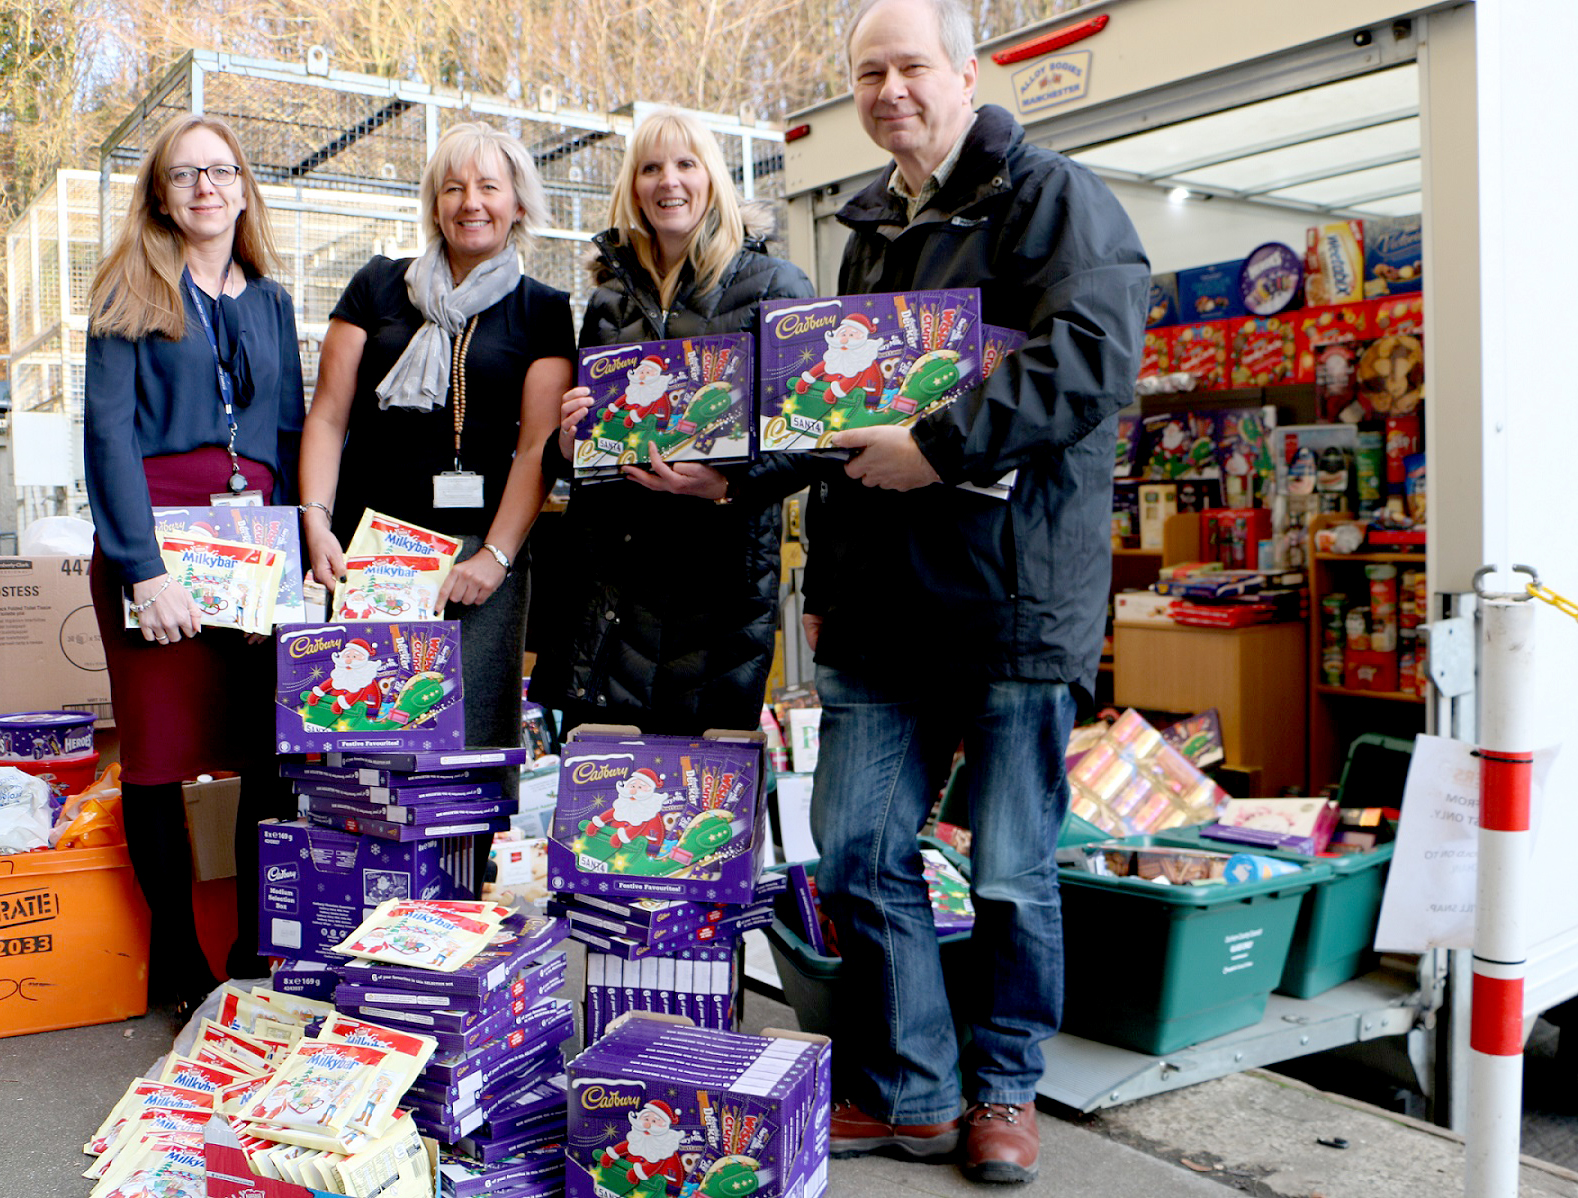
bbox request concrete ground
[4,948,1575,1198]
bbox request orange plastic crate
[0,841,151,1036]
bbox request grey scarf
[375,241,521,410]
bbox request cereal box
[572,333,753,479]
[1305,220,1365,306]
[274,622,463,754]
[757,290,982,451]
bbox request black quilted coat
[529,210,815,733]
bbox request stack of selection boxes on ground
[260,747,534,974]
[565,1014,830,1198]
[329,910,574,1196]
[545,727,781,1039]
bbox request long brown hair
[88,113,283,341]
[607,109,744,310]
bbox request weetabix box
[757,289,982,451]
[571,332,753,479]
[275,621,464,754]
[548,729,766,904]
[257,818,472,964]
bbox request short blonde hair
[608,109,744,308]
[89,113,282,340]
[419,122,548,261]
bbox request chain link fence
[5,48,785,523]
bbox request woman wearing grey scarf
[298,122,574,804]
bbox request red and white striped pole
[1465,571,1536,1198]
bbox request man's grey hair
[846,0,976,74]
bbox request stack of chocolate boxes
[331,910,575,1196]
[331,909,574,1174]
[565,1014,830,1198]
[545,728,774,1039]
[555,875,785,1039]
[258,747,532,981]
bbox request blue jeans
[810,663,1076,1124]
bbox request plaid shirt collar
[887,114,978,224]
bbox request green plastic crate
[1156,825,1393,998]
[762,837,973,1036]
[1059,844,1325,1054]
[1156,732,1412,998]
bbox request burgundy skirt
[90,447,281,786]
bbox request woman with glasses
[298,123,572,800]
[85,113,304,1015]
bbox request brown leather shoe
[829,1098,960,1160]
[962,1101,1039,1183]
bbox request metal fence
[4,47,786,524]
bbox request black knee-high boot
[121,780,218,1004]
[227,769,294,979]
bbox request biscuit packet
[84,1079,212,1157]
[347,510,463,565]
[333,553,449,622]
[332,898,508,973]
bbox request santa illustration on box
[599,1099,690,1194]
[583,768,671,857]
[605,355,678,429]
[308,637,387,720]
[794,312,894,409]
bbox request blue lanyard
[183,263,249,492]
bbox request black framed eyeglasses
[167,164,241,188]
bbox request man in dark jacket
[806,0,1149,1183]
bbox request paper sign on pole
[1374,734,1558,952]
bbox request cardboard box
[274,622,465,753]
[0,841,150,1036]
[256,818,474,964]
[1137,483,1178,550]
[183,772,241,881]
[0,556,112,722]
[203,1115,440,1198]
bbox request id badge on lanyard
[437,314,485,507]
[433,471,484,508]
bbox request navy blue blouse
[84,275,306,585]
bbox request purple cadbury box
[257,818,470,964]
[572,332,754,477]
[757,289,982,452]
[565,1017,831,1198]
[548,735,765,904]
[274,621,464,753]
